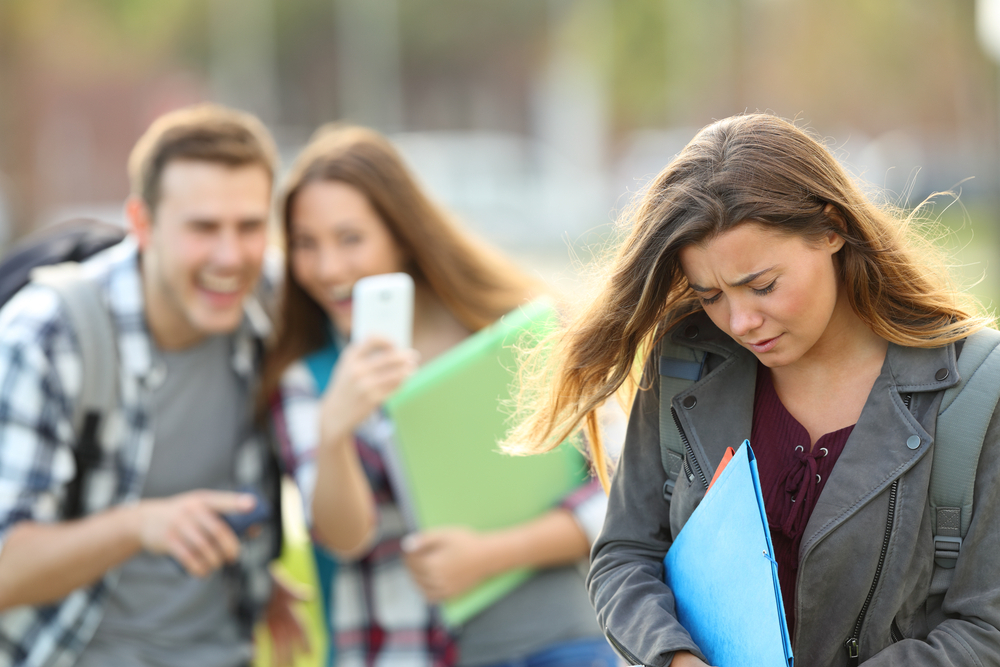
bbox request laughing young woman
[261,125,616,667]
[506,113,1000,666]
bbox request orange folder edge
[706,446,736,493]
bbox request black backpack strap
[31,263,118,519]
[261,339,285,561]
[658,337,705,502]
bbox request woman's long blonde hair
[504,113,993,489]
[261,124,537,406]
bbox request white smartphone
[351,272,414,349]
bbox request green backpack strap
[932,327,1000,568]
[658,337,705,501]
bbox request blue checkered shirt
[0,238,279,667]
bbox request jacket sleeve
[864,402,1000,666]
[587,356,707,666]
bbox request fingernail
[400,534,419,552]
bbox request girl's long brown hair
[261,124,537,405]
[504,113,993,489]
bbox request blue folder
[663,440,793,667]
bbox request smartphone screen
[351,273,414,349]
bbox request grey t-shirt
[77,335,251,667]
[455,565,602,666]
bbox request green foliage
[609,0,668,128]
[2,0,201,74]
[929,200,1000,310]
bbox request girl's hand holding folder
[401,527,492,602]
[671,651,713,667]
[401,509,591,604]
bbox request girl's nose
[729,299,764,338]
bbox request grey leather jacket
[589,313,1000,667]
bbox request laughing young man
[0,104,284,666]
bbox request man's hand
[401,527,491,602]
[0,489,258,608]
[262,570,312,667]
[135,490,256,576]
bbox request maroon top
[750,365,854,639]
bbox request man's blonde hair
[127,104,278,212]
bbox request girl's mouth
[747,334,781,353]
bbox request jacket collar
[666,312,959,555]
[84,236,271,383]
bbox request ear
[126,196,154,251]
[821,203,848,253]
[822,203,848,230]
[824,230,846,253]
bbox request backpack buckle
[934,535,962,561]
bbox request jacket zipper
[890,618,904,643]
[605,626,645,666]
[844,479,898,665]
[682,456,693,482]
[671,407,709,489]
[844,394,909,665]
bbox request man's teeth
[200,275,241,293]
[331,286,352,301]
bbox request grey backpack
[29,262,285,559]
[30,263,118,519]
[657,327,1000,569]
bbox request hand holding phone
[164,488,272,574]
[351,273,414,349]
[221,488,272,537]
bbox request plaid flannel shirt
[0,238,279,667]
[272,358,606,667]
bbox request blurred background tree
[0,0,997,295]
[0,0,996,365]
[2,1,998,248]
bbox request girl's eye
[752,279,777,296]
[700,292,722,306]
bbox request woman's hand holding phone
[312,274,417,555]
[318,337,419,450]
[311,337,417,555]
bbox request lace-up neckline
[750,363,854,637]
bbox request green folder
[383,298,589,627]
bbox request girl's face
[289,180,407,336]
[678,222,848,369]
